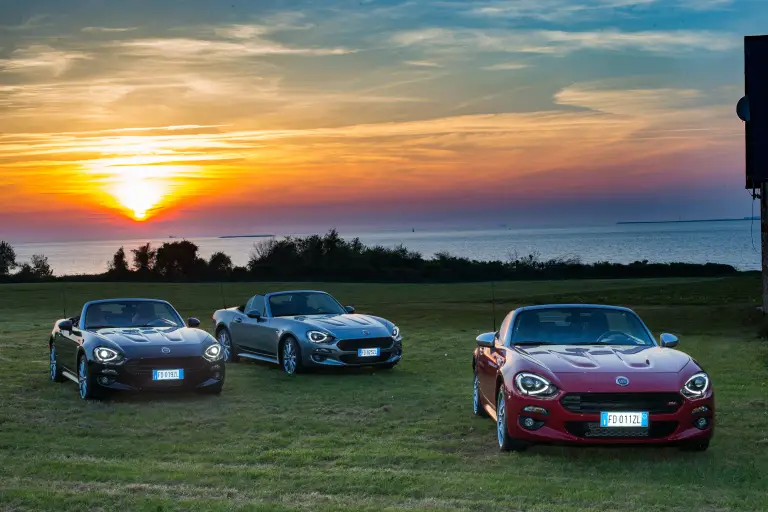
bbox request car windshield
[510,307,654,346]
[84,300,183,329]
[268,292,346,317]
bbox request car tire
[49,343,65,383]
[473,373,488,417]
[496,388,529,452]
[680,439,710,452]
[77,354,104,401]
[281,336,303,375]
[217,327,239,363]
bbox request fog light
[519,416,545,430]
[695,417,709,429]
[97,376,111,385]
[691,406,710,415]
[523,417,535,428]
[523,406,548,415]
[212,371,221,380]
[311,355,327,363]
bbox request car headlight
[94,347,123,363]
[681,372,709,398]
[307,330,333,343]
[514,372,559,398]
[203,343,223,361]
[392,326,400,338]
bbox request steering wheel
[143,318,175,328]
[596,330,631,343]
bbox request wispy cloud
[0,45,91,76]
[484,62,529,70]
[116,37,353,58]
[391,27,738,56]
[405,60,442,67]
[81,26,137,33]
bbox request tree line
[0,230,741,283]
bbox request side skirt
[62,370,79,384]
[237,353,279,364]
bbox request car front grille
[565,421,678,439]
[560,392,684,414]
[336,337,393,352]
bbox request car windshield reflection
[84,300,182,330]
[268,292,347,317]
[510,307,654,346]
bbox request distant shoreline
[617,217,759,225]
[218,234,275,239]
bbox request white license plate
[152,369,184,380]
[358,348,380,357]
[600,412,648,427]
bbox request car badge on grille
[362,330,369,336]
[616,376,629,386]
[161,347,171,354]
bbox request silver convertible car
[211,290,403,374]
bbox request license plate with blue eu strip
[153,369,184,380]
[600,412,648,427]
[358,348,380,357]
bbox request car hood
[91,327,213,358]
[516,345,691,374]
[284,314,392,337]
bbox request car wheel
[217,328,239,363]
[281,336,303,375]
[49,343,65,383]
[680,439,710,452]
[496,388,529,452]
[473,373,488,417]
[77,355,102,400]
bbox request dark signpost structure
[741,35,768,312]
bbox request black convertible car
[49,298,225,399]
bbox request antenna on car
[62,286,67,318]
[219,282,226,308]
[491,281,497,332]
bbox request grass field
[1,276,767,511]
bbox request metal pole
[762,182,768,313]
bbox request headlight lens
[682,372,709,398]
[203,343,223,361]
[307,330,332,343]
[94,347,122,363]
[392,326,400,338]
[514,372,559,398]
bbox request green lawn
[0,276,766,511]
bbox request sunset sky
[0,0,764,242]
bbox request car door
[230,295,270,355]
[477,332,501,404]
[56,318,82,373]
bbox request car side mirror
[345,305,355,313]
[59,320,73,332]
[476,332,496,348]
[246,310,262,321]
[187,317,201,328]
[660,333,678,348]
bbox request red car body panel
[473,305,714,448]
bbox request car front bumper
[89,357,225,392]
[302,338,403,367]
[505,388,714,445]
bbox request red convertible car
[472,304,714,452]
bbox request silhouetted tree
[0,241,17,276]
[131,243,156,273]
[108,246,130,275]
[155,240,203,278]
[208,251,233,276]
[30,254,53,278]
